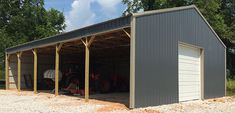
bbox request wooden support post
[17,52,22,92]
[81,36,95,102]
[32,49,37,94]
[5,53,10,90]
[55,43,63,96]
[123,29,131,38]
[85,39,89,102]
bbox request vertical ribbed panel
[135,8,225,107]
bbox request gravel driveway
[0,90,234,113]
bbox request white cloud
[65,0,123,32]
[96,0,122,14]
[65,0,95,31]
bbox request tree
[122,0,191,15]
[0,0,66,50]
[0,0,66,79]
[122,0,231,40]
[35,8,66,39]
[220,0,235,40]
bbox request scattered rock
[0,90,235,113]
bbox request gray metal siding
[6,16,131,54]
[135,8,225,107]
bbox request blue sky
[44,0,126,32]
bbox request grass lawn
[227,79,235,96]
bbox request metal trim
[133,5,195,17]
[225,49,227,96]
[193,6,226,48]
[129,16,136,108]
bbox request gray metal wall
[134,8,225,107]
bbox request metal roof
[6,16,131,54]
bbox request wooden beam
[123,29,131,38]
[88,36,95,47]
[85,38,90,102]
[32,49,37,94]
[63,41,83,48]
[55,44,61,96]
[5,53,10,90]
[58,43,64,51]
[17,52,22,92]
[81,39,86,46]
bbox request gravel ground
[0,90,235,113]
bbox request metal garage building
[5,5,226,108]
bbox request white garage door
[178,44,201,102]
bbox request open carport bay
[7,28,130,107]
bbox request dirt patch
[208,96,235,103]
[96,103,128,112]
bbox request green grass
[226,79,235,96]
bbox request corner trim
[225,49,227,96]
[129,16,136,108]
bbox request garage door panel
[179,78,200,82]
[179,91,200,94]
[178,57,200,62]
[179,63,200,69]
[178,44,201,102]
[179,92,200,96]
[179,72,200,75]
[179,86,200,92]
[179,82,200,86]
[179,45,200,55]
[179,95,200,101]
[179,70,200,73]
[179,63,200,67]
